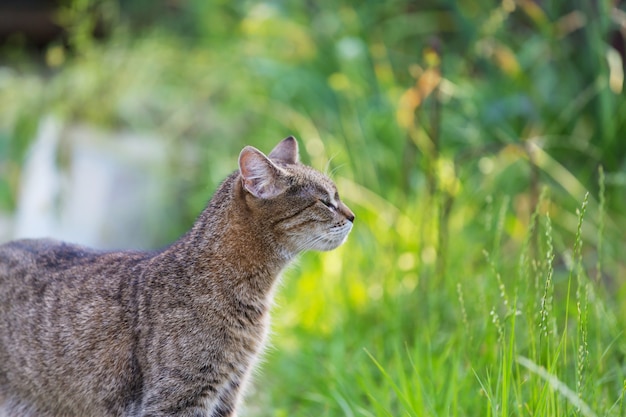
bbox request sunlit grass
[254,172,625,416]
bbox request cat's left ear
[268,136,299,164]
[239,146,289,199]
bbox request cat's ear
[239,146,289,199]
[268,136,299,164]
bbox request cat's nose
[343,206,355,223]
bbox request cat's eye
[321,199,337,211]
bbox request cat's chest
[195,295,272,358]
[227,297,272,353]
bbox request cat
[0,136,354,417]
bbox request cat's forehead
[287,164,337,194]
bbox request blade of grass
[516,356,598,417]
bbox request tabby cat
[0,136,354,417]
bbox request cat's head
[238,137,354,255]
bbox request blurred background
[1,1,625,416]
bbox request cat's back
[1,238,104,270]
[0,238,152,416]
[1,238,122,305]
[0,237,151,280]
[0,237,152,319]
[0,236,150,338]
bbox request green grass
[257,172,625,417]
[1,1,625,416]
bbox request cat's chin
[309,226,352,252]
[314,239,348,252]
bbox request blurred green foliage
[1,0,625,415]
[1,0,625,220]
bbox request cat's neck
[162,173,291,296]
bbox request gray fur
[0,137,354,417]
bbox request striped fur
[0,137,354,417]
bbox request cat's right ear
[268,136,299,164]
[239,146,289,199]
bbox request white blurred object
[14,116,63,240]
[13,117,170,250]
